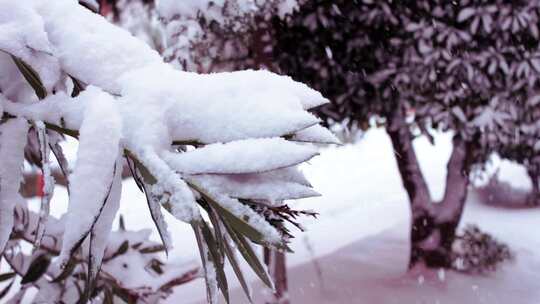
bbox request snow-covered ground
[44,128,540,303]
[168,128,539,303]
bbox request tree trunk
[264,248,289,304]
[527,169,539,206]
[386,106,473,269]
[411,136,472,268]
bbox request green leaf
[139,245,166,254]
[141,181,170,256]
[192,223,216,304]
[103,289,114,304]
[200,220,229,304]
[106,240,129,261]
[53,254,79,282]
[126,152,157,185]
[0,279,14,300]
[188,181,266,245]
[221,220,273,289]
[0,272,15,282]
[11,55,46,100]
[70,75,84,97]
[21,253,51,284]
[222,236,253,303]
[113,287,136,304]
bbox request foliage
[274,0,540,166]
[452,225,513,274]
[0,1,333,303]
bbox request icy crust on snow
[59,89,121,263]
[0,118,28,253]
[163,138,319,175]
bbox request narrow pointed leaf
[192,223,217,304]
[188,181,267,245]
[200,220,229,304]
[0,272,15,282]
[221,220,273,289]
[21,254,51,284]
[11,55,47,99]
[222,237,253,303]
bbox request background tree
[0,1,335,303]
[271,0,540,269]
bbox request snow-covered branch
[0,0,334,302]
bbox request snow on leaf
[86,157,123,299]
[0,118,28,253]
[188,179,282,246]
[163,138,319,175]
[57,87,121,265]
[189,173,320,203]
[34,121,55,250]
[119,67,322,145]
[135,148,201,223]
[290,124,341,144]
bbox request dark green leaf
[113,287,136,304]
[192,223,216,304]
[148,259,164,275]
[119,215,126,231]
[222,236,253,303]
[0,272,15,282]
[221,220,273,289]
[103,289,114,304]
[107,241,129,261]
[141,181,169,256]
[139,245,166,254]
[11,55,46,100]
[0,279,14,300]
[188,181,267,245]
[53,255,79,282]
[126,152,156,184]
[21,254,51,284]
[70,75,84,97]
[200,220,229,304]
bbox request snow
[0,118,28,253]
[188,172,319,203]
[87,157,123,285]
[188,178,282,244]
[290,124,340,144]
[156,0,257,21]
[37,0,164,94]
[0,0,61,91]
[118,67,324,144]
[159,128,540,303]
[58,88,121,265]
[163,138,319,175]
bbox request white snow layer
[59,88,121,264]
[0,118,28,253]
[163,138,319,175]
[88,157,123,283]
[0,0,334,279]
